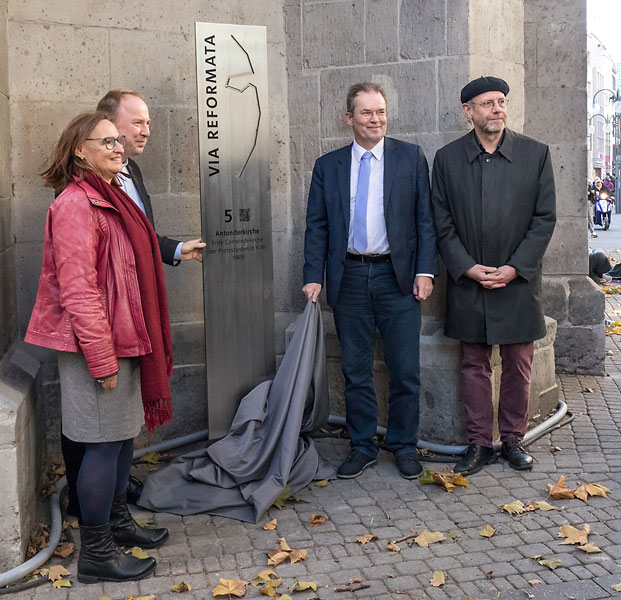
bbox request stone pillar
[523,0,604,374]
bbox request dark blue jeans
[333,260,421,458]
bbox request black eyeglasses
[86,135,126,150]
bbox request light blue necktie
[353,151,372,253]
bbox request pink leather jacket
[25,179,151,379]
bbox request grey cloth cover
[138,300,337,523]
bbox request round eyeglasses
[86,135,126,150]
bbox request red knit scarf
[85,173,173,432]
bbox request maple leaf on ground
[578,543,601,553]
[52,579,71,589]
[211,578,247,597]
[250,569,280,586]
[263,518,277,531]
[418,469,468,492]
[356,533,376,544]
[171,581,192,593]
[546,475,576,500]
[289,549,307,564]
[130,546,150,559]
[559,524,590,546]
[310,514,328,526]
[272,486,291,509]
[415,531,445,547]
[574,482,611,503]
[498,500,526,515]
[538,558,562,570]
[48,565,71,581]
[53,541,74,558]
[288,581,317,593]
[267,550,290,567]
[429,571,445,587]
[478,524,496,538]
[257,578,281,597]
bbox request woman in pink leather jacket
[26,112,173,584]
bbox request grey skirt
[57,351,144,443]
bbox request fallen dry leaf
[52,579,71,588]
[310,514,328,527]
[559,524,590,546]
[583,387,595,393]
[498,500,526,515]
[430,571,445,587]
[288,581,317,593]
[211,578,246,597]
[53,541,74,558]
[289,549,307,564]
[48,565,71,581]
[272,486,291,509]
[418,469,468,492]
[578,543,601,553]
[98,596,112,600]
[136,596,157,600]
[139,451,160,464]
[528,579,542,585]
[538,558,562,570]
[267,550,290,567]
[135,518,154,527]
[171,581,192,593]
[547,476,576,500]
[257,578,281,597]
[611,583,621,591]
[479,524,496,538]
[446,531,461,539]
[250,570,280,586]
[356,533,376,544]
[415,531,445,547]
[314,480,328,487]
[550,446,562,453]
[130,546,150,559]
[574,483,611,503]
[263,518,277,531]
[386,541,401,552]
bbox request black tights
[77,438,134,526]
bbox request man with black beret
[431,76,556,475]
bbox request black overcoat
[431,129,556,345]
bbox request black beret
[460,76,510,103]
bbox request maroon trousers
[460,341,534,446]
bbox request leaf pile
[559,524,601,553]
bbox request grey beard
[482,120,505,134]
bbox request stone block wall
[7,0,290,340]
[6,1,292,442]
[523,0,604,373]
[0,0,15,358]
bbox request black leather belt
[346,252,391,263]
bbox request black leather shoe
[110,494,169,549]
[395,451,423,479]
[78,523,156,584]
[453,444,497,476]
[337,450,377,479]
[501,440,533,470]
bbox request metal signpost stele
[195,23,275,439]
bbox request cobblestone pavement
[8,302,621,600]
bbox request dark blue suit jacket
[303,137,437,307]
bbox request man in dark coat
[303,82,437,479]
[431,76,556,475]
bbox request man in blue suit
[303,82,437,479]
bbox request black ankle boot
[110,494,169,549]
[78,523,156,584]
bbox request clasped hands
[466,264,517,289]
